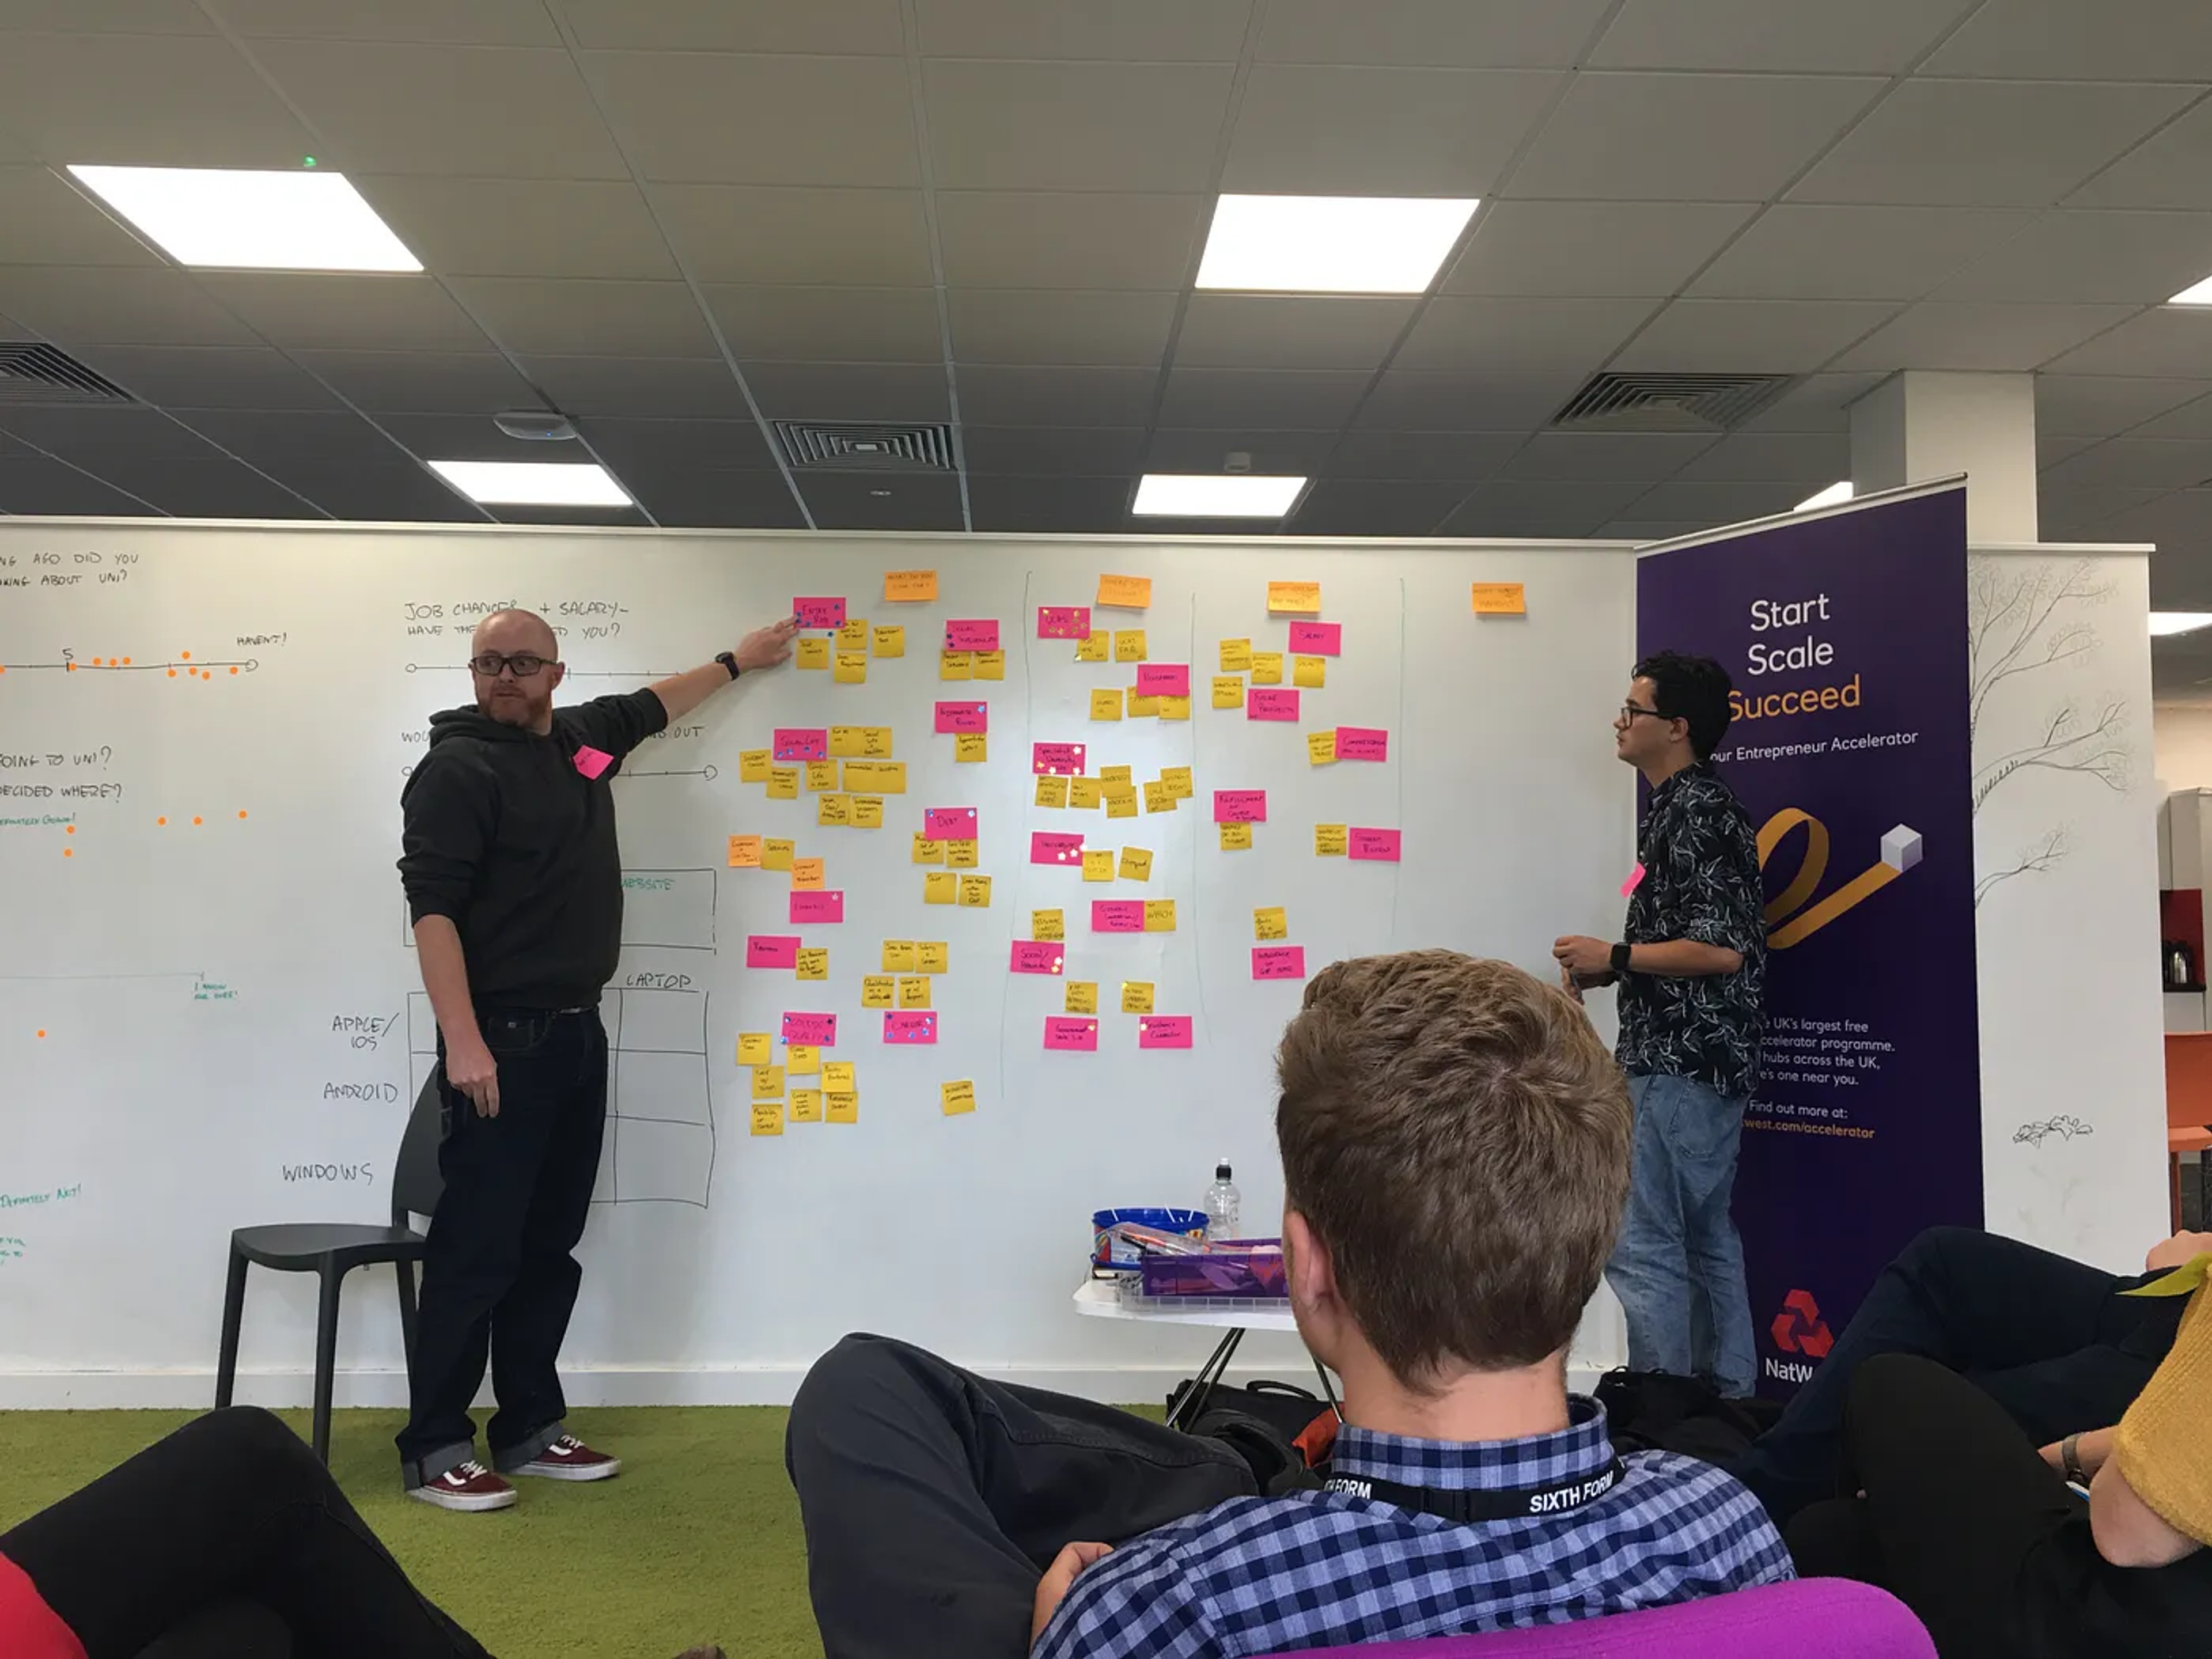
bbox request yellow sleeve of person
[2114,1253,2212,1547]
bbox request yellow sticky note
[1471,581,1527,616]
[806,759,838,792]
[1069,778,1103,810]
[898,976,932,1009]
[1033,908,1065,941]
[1119,847,1153,882]
[739,749,772,783]
[843,761,906,793]
[767,767,799,800]
[1219,821,1253,851]
[1316,823,1349,857]
[834,651,867,684]
[925,870,958,904]
[885,569,938,603]
[1065,980,1098,1014]
[1036,775,1070,809]
[872,624,906,658]
[1143,780,1175,815]
[1251,652,1284,685]
[1307,730,1337,766]
[728,834,763,868]
[1114,629,1147,662]
[851,796,885,829]
[955,732,988,764]
[829,726,867,759]
[917,941,950,974]
[1293,655,1325,690]
[1121,981,1156,1014]
[753,1065,785,1100]
[862,727,895,757]
[884,939,918,972]
[1090,688,1124,721]
[1212,676,1246,710]
[1158,695,1190,721]
[941,1079,976,1116]
[1220,638,1252,672]
[946,838,980,868]
[1075,630,1110,663]
[836,619,868,650]
[1160,766,1194,799]
[1142,899,1177,933]
[1128,690,1161,717]
[787,1043,821,1074]
[1097,573,1152,609]
[1082,850,1115,882]
[958,874,993,907]
[1106,793,1138,820]
[790,1088,823,1123]
[817,793,851,827]
[796,946,829,980]
[862,975,895,1009]
[825,1090,859,1123]
[974,650,1006,680]
[941,650,974,680]
[1253,906,1289,941]
[797,638,830,669]
[751,1103,784,1137]
[1100,766,1134,786]
[912,836,945,865]
[762,838,795,872]
[1268,579,1321,614]
[791,855,826,889]
[737,1032,772,1066]
[823,1060,855,1090]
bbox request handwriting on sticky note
[789,1089,823,1123]
[944,619,999,652]
[1010,941,1066,975]
[1159,766,1193,799]
[898,976,931,1009]
[945,838,979,868]
[795,596,847,629]
[825,1089,858,1123]
[1622,862,1646,897]
[1032,779,1068,815]
[767,767,799,800]
[1032,909,1066,943]
[1076,630,1109,662]
[912,835,946,865]
[1307,730,1337,766]
[1081,849,1115,882]
[884,1010,938,1045]
[797,638,830,669]
[751,1103,783,1137]
[1268,580,1321,613]
[958,874,992,907]
[1119,847,1153,882]
[1043,1017,1099,1053]
[1038,604,1092,639]
[805,759,838,793]
[872,623,905,657]
[1250,652,1283,685]
[729,834,763,868]
[1252,945,1308,981]
[752,1065,785,1100]
[1143,780,1175,815]
[1031,831,1085,867]
[782,1012,836,1046]
[834,651,867,684]
[1219,822,1253,851]
[1090,687,1124,721]
[1248,688,1300,721]
[1157,694,1191,721]
[1097,573,1152,609]
[1219,638,1253,672]
[763,838,794,871]
[923,806,978,840]
[816,793,852,827]
[975,649,1006,682]
[1213,789,1267,823]
[572,744,613,780]
[861,976,894,1009]
[853,796,885,829]
[837,619,868,650]
[747,935,801,969]
[941,650,973,680]
[923,871,958,904]
[739,749,771,782]
[737,1032,772,1066]
[1315,824,1349,857]
[1114,629,1147,662]
[796,947,829,980]
[1062,980,1096,1015]
[790,857,825,890]
[1289,621,1342,656]
[1069,778,1103,810]
[775,728,829,762]
[1106,793,1138,820]
[1349,827,1403,862]
[941,1078,976,1115]
[1092,900,1144,933]
[843,760,906,793]
[1292,655,1325,690]
[1031,741,1086,776]
[789,889,844,925]
[1127,688,1159,718]
[884,569,937,602]
[1336,726,1388,762]
[917,941,950,974]
[955,732,988,763]
[1120,980,1154,1014]
[823,1060,855,1090]
[1134,663,1190,698]
[828,726,866,759]
[1253,906,1288,941]
[786,1044,820,1074]
[883,939,918,973]
[1143,899,1176,933]
[1099,765,1132,785]
[1212,676,1246,710]
[1139,1016,1194,1050]
[1471,582,1527,616]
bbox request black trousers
[2,1408,487,1659]
[785,1334,1257,1659]
[396,1007,607,1483]
[1731,1226,2183,1525]
[1787,1354,2212,1659]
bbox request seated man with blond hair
[785,951,1790,1659]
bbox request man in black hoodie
[395,606,797,1510]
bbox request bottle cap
[1215,1161,1232,1179]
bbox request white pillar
[1847,371,2039,544]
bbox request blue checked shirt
[1035,1398,1791,1659]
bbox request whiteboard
[0,521,1637,1404]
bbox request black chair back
[390,1072,446,1230]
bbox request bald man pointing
[395,608,797,1511]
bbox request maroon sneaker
[408,1460,517,1512]
[510,1433,621,1482]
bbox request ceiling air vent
[1551,372,1795,434]
[774,419,956,472]
[0,343,134,406]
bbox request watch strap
[716,650,741,680]
[1610,942,1633,976]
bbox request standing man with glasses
[395,606,799,1510]
[1553,653,1767,1399]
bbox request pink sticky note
[1289,622,1342,656]
[1349,827,1403,862]
[1030,831,1085,866]
[746,934,802,969]
[773,728,829,761]
[571,744,613,780]
[1044,1017,1100,1052]
[1336,726,1389,762]
[1212,789,1268,824]
[1009,941,1067,976]
[945,619,999,652]
[1252,945,1308,982]
[1032,742,1087,776]
[789,889,845,925]
[1138,1015,1194,1050]
[1134,663,1191,697]
[934,700,988,734]
[1090,900,1145,933]
[1248,688,1301,722]
[882,1010,939,1045]
[1621,862,1646,897]
[923,806,978,840]
[1038,605,1092,639]
[782,1012,837,1046]
[794,596,847,629]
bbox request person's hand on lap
[1032,1541,1113,1645]
[2145,1230,2212,1272]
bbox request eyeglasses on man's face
[1618,701,1665,725]
[468,652,551,679]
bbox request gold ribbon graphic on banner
[1759,809,1921,950]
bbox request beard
[480,683,549,726]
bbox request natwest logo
[1770,1288,1834,1358]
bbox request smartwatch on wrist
[1610,942,1633,976]
[2061,1433,2086,1487]
[715,650,741,680]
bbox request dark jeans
[2,1407,486,1659]
[1788,1355,2212,1659]
[1731,1226,2184,1526]
[396,1007,607,1484]
[785,1334,1257,1659]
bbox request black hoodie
[399,689,668,1010]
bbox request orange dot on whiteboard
[236,810,247,820]
[156,816,167,826]
[91,657,103,666]
[65,825,74,834]
[36,1030,45,1039]
[62,848,71,858]
[181,650,191,660]
[229,665,238,675]
[166,669,176,678]
[192,816,202,825]
[122,656,132,665]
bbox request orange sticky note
[1268,580,1321,614]
[885,570,939,602]
[728,835,763,868]
[791,856,826,890]
[1471,582,1527,616]
[1096,573,1152,609]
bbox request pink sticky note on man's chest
[925,806,978,840]
[572,745,613,780]
[1622,862,1646,898]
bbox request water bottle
[1202,1160,1241,1241]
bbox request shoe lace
[446,1460,494,1483]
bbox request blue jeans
[1605,1072,1756,1397]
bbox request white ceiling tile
[586,51,919,186]
[1323,429,1525,480]
[653,187,933,287]
[448,278,718,358]
[259,454,483,519]
[1925,0,2212,81]
[1146,428,1340,474]
[2040,438,2212,491]
[1223,66,1562,196]
[1671,431,1852,482]
[208,0,559,44]
[1157,369,1372,430]
[288,349,541,412]
[1503,431,1719,480]
[67,344,341,410]
[1831,302,2138,373]
[1257,0,1614,69]
[1289,479,1467,535]
[2036,376,2212,436]
[959,427,1147,474]
[917,0,1250,60]
[956,364,1160,425]
[356,178,678,281]
[706,286,946,363]
[0,32,316,166]
[1397,297,1658,374]
[1173,297,1418,372]
[1590,0,1953,71]
[195,273,492,352]
[517,356,752,419]
[1619,478,1813,523]
[0,166,162,266]
[562,0,902,53]
[1357,369,1584,429]
[2069,102,2212,211]
[1614,299,1900,373]
[2040,309,2212,377]
[1732,371,1891,431]
[946,289,1179,366]
[1789,79,2199,207]
[1689,205,2039,301]
[935,192,1207,289]
[0,266,260,346]
[924,60,1233,192]
[734,361,952,423]
[0,1,210,30]
[254,41,627,179]
[1508,73,1884,202]
[1449,200,1758,298]
[1933,211,2212,305]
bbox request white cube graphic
[1881,824,1923,873]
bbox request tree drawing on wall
[1968,559,2129,906]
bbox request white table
[1072,1277,1336,1430]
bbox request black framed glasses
[468,652,551,679]
[1619,701,1666,724]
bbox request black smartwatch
[1610,942,1633,976]
[715,650,741,680]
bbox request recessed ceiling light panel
[428,460,631,507]
[67,165,421,272]
[1796,481,1854,512]
[2150,612,2212,637]
[2169,275,2212,306]
[1195,194,1478,295]
[1132,474,1306,518]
